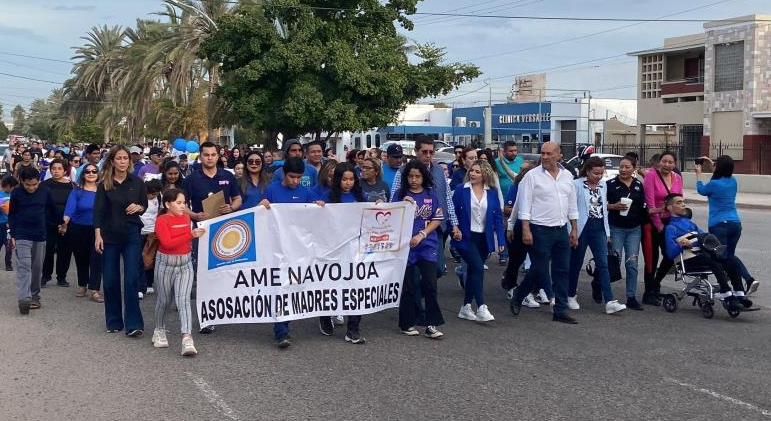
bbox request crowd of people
[1,135,760,354]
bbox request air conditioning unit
[468,121,481,128]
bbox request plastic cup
[619,197,633,216]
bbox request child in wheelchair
[663,193,751,312]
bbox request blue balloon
[186,141,199,153]
[173,138,187,152]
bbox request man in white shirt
[509,142,580,324]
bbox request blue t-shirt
[312,186,330,202]
[64,188,96,226]
[381,164,399,192]
[240,180,266,210]
[696,177,740,227]
[271,164,318,188]
[264,183,314,204]
[182,168,240,213]
[0,191,10,224]
[400,188,443,264]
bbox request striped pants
[154,252,194,334]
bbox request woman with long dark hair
[94,145,148,336]
[393,160,446,339]
[41,159,74,288]
[313,159,338,200]
[238,150,270,209]
[696,155,758,294]
[160,161,184,190]
[642,151,683,305]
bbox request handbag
[585,249,623,283]
[141,233,159,270]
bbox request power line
[411,0,511,23]
[0,59,72,77]
[0,72,62,84]
[417,0,549,26]
[0,51,71,64]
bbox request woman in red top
[152,188,206,356]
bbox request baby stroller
[660,231,750,319]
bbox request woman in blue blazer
[452,161,505,322]
[567,157,626,315]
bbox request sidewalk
[685,188,771,210]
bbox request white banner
[195,201,415,327]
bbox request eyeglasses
[72,160,81,163]
[247,159,262,165]
[84,170,98,174]
[420,150,435,155]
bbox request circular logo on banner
[211,220,252,261]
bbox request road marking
[186,372,242,421]
[664,377,771,417]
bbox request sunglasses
[84,169,98,174]
[247,159,262,165]
[73,160,81,163]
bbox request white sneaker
[605,300,627,314]
[152,329,169,348]
[475,304,495,322]
[401,327,420,336]
[522,294,541,308]
[138,292,144,300]
[483,264,489,270]
[506,288,515,300]
[535,289,550,304]
[333,315,345,326]
[567,296,580,310]
[181,336,197,356]
[714,291,733,300]
[457,304,477,321]
[146,287,155,295]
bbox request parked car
[0,143,8,175]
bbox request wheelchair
[660,232,748,319]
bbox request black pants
[0,222,11,268]
[399,260,444,330]
[138,235,154,293]
[502,225,530,291]
[643,218,672,294]
[43,225,72,282]
[684,254,744,293]
[67,223,102,290]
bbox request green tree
[10,105,26,135]
[199,1,479,140]
[0,121,8,141]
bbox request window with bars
[714,42,744,92]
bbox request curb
[687,197,771,211]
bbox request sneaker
[126,329,143,338]
[498,257,508,266]
[522,294,541,308]
[199,326,215,334]
[535,289,550,304]
[714,291,732,300]
[737,296,753,308]
[29,298,41,310]
[181,337,197,356]
[483,264,489,270]
[725,296,743,312]
[626,297,644,311]
[333,315,345,326]
[401,326,420,336]
[138,292,144,300]
[567,296,580,310]
[642,292,661,306]
[18,300,31,315]
[319,317,334,336]
[277,336,292,349]
[506,288,515,300]
[605,300,627,314]
[746,279,759,296]
[152,329,169,348]
[344,330,366,344]
[146,287,155,295]
[457,304,477,321]
[5,265,12,271]
[57,280,70,287]
[424,326,444,339]
[475,304,495,322]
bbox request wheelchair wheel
[727,308,741,318]
[662,294,677,313]
[700,303,714,319]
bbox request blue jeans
[514,224,570,315]
[274,322,290,340]
[457,232,489,306]
[709,221,752,281]
[610,226,641,298]
[569,218,613,303]
[102,229,144,332]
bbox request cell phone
[694,158,704,166]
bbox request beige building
[629,14,771,174]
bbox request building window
[714,42,744,92]
[641,54,663,98]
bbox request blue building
[451,102,552,145]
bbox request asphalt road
[1,204,769,421]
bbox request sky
[0,0,769,122]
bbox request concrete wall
[638,98,703,125]
[681,171,771,193]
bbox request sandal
[90,291,104,303]
[75,287,87,298]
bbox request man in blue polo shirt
[181,141,242,334]
[381,144,402,192]
[271,139,318,188]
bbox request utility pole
[484,79,492,147]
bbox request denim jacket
[574,177,610,238]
